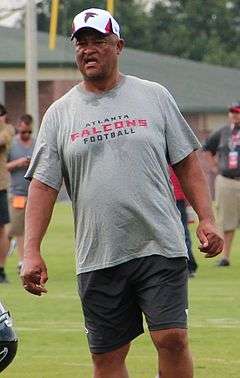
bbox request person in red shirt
[170,167,198,277]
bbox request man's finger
[197,229,209,248]
[201,235,223,251]
[204,249,222,258]
[40,271,48,285]
[23,282,47,296]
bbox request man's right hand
[17,157,30,168]
[21,255,48,296]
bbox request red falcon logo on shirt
[84,12,98,23]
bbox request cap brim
[71,26,109,40]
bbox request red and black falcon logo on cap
[105,19,113,33]
[84,12,98,23]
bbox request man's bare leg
[151,328,193,378]
[92,343,130,378]
[0,225,10,282]
[222,230,235,261]
[0,225,9,266]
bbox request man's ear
[116,38,125,55]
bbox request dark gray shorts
[77,255,188,354]
[0,190,10,225]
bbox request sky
[0,0,157,27]
[0,0,29,27]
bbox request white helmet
[0,302,18,372]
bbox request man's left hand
[196,220,224,258]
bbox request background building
[1,25,240,142]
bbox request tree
[37,0,149,48]
[37,0,105,37]
[149,0,240,68]
[36,0,240,68]
[115,0,150,49]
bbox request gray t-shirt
[8,137,35,196]
[26,75,201,274]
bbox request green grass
[1,202,240,377]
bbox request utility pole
[107,0,114,15]
[49,0,59,49]
[25,0,39,135]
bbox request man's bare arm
[173,151,214,222]
[203,150,219,175]
[7,157,30,171]
[21,178,58,296]
[173,151,223,257]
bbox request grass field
[1,202,240,378]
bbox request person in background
[0,104,14,283]
[203,102,240,267]
[21,8,223,378]
[7,114,35,273]
[170,167,198,277]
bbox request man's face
[229,110,240,126]
[18,122,32,141]
[74,29,124,81]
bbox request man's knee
[151,328,188,352]
[92,343,130,369]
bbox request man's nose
[84,46,96,54]
[82,41,99,51]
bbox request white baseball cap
[71,8,120,40]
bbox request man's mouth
[84,58,98,67]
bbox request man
[7,114,35,274]
[21,8,223,378]
[0,104,14,283]
[203,102,240,267]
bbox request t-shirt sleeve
[25,108,63,191]
[159,87,201,165]
[202,129,221,155]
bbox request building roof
[1,25,240,113]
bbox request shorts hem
[149,323,188,331]
[89,329,144,354]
